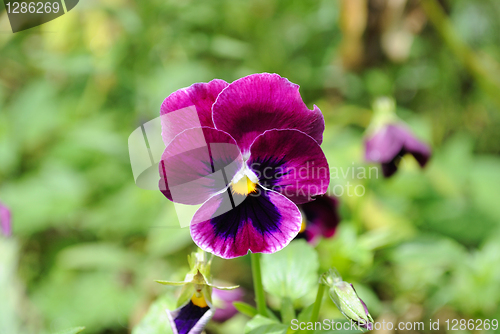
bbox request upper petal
[161,79,228,146]
[190,185,302,259]
[159,127,243,205]
[364,124,406,163]
[247,129,330,204]
[212,73,325,152]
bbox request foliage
[1,0,500,333]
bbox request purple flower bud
[0,202,11,237]
[364,123,431,177]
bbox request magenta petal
[212,73,324,152]
[190,185,302,259]
[159,127,243,205]
[161,79,228,145]
[247,129,330,204]
[0,202,11,237]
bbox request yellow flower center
[231,175,257,196]
[299,219,307,233]
[191,292,208,308]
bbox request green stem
[310,283,325,323]
[251,252,267,316]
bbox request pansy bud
[364,97,431,177]
[156,249,239,334]
[321,269,374,331]
[0,202,11,237]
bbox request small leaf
[233,301,258,317]
[261,240,319,299]
[297,304,314,323]
[244,315,288,334]
[53,327,86,334]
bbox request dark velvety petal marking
[159,127,243,205]
[212,73,325,152]
[190,185,302,259]
[161,79,228,145]
[167,300,214,334]
[301,195,340,243]
[247,129,330,204]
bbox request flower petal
[212,73,324,152]
[167,300,214,334]
[247,129,329,204]
[300,195,340,243]
[161,79,228,145]
[0,202,11,237]
[190,185,302,259]
[364,124,431,166]
[159,127,243,205]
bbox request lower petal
[190,185,302,259]
[167,300,214,334]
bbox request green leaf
[261,240,319,299]
[53,327,86,334]
[132,294,176,334]
[297,304,314,323]
[233,301,258,317]
[244,315,288,334]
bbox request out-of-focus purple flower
[297,195,340,245]
[158,73,330,259]
[212,285,244,322]
[0,202,11,237]
[364,123,431,177]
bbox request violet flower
[364,123,431,177]
[297,195,340,245]
[159,73,329,258]
[0,202,11,237]
[364,97,431,178]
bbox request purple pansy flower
[212,284,244,322]
[297,195,340,245]
[364,123,431,177]
[159,73,329,259]
[0,202,11,237]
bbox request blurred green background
[1,0,500,333]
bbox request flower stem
[310,283,325,323]
[251,252,267,316]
